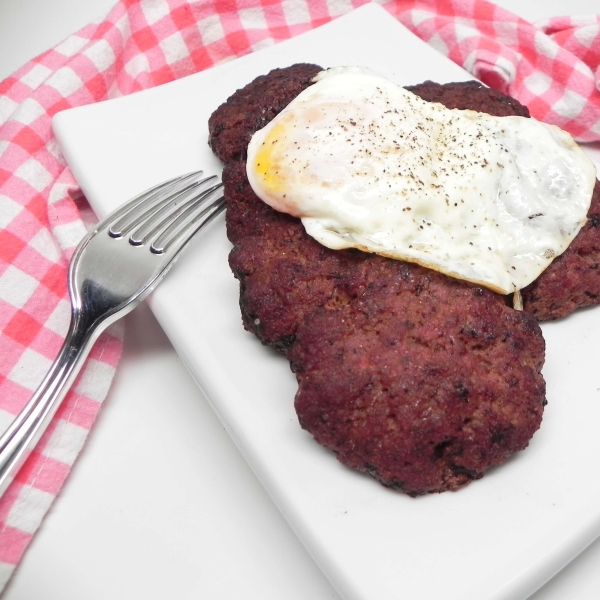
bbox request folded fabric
[1,0,600,590]
[390,3,600,141]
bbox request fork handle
[0,311,101,496]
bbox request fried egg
[246,67,597,294]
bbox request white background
[1,1,600,598]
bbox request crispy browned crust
[210,66,547,495]
[406,79,531,117]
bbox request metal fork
[0,170,224,496]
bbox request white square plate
[53,5,600,599]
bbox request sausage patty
[209,64,548,495]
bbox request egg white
[246,67,597,294]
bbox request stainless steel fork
[0,170,224,496]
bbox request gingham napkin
[1,0,599,589]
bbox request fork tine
[129,176,219,246]
[108,170,206,238]
[150,185,225,254]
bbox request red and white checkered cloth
[1,0,599,589]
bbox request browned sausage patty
[209,65,547,495]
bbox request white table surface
[2,1,600,598]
